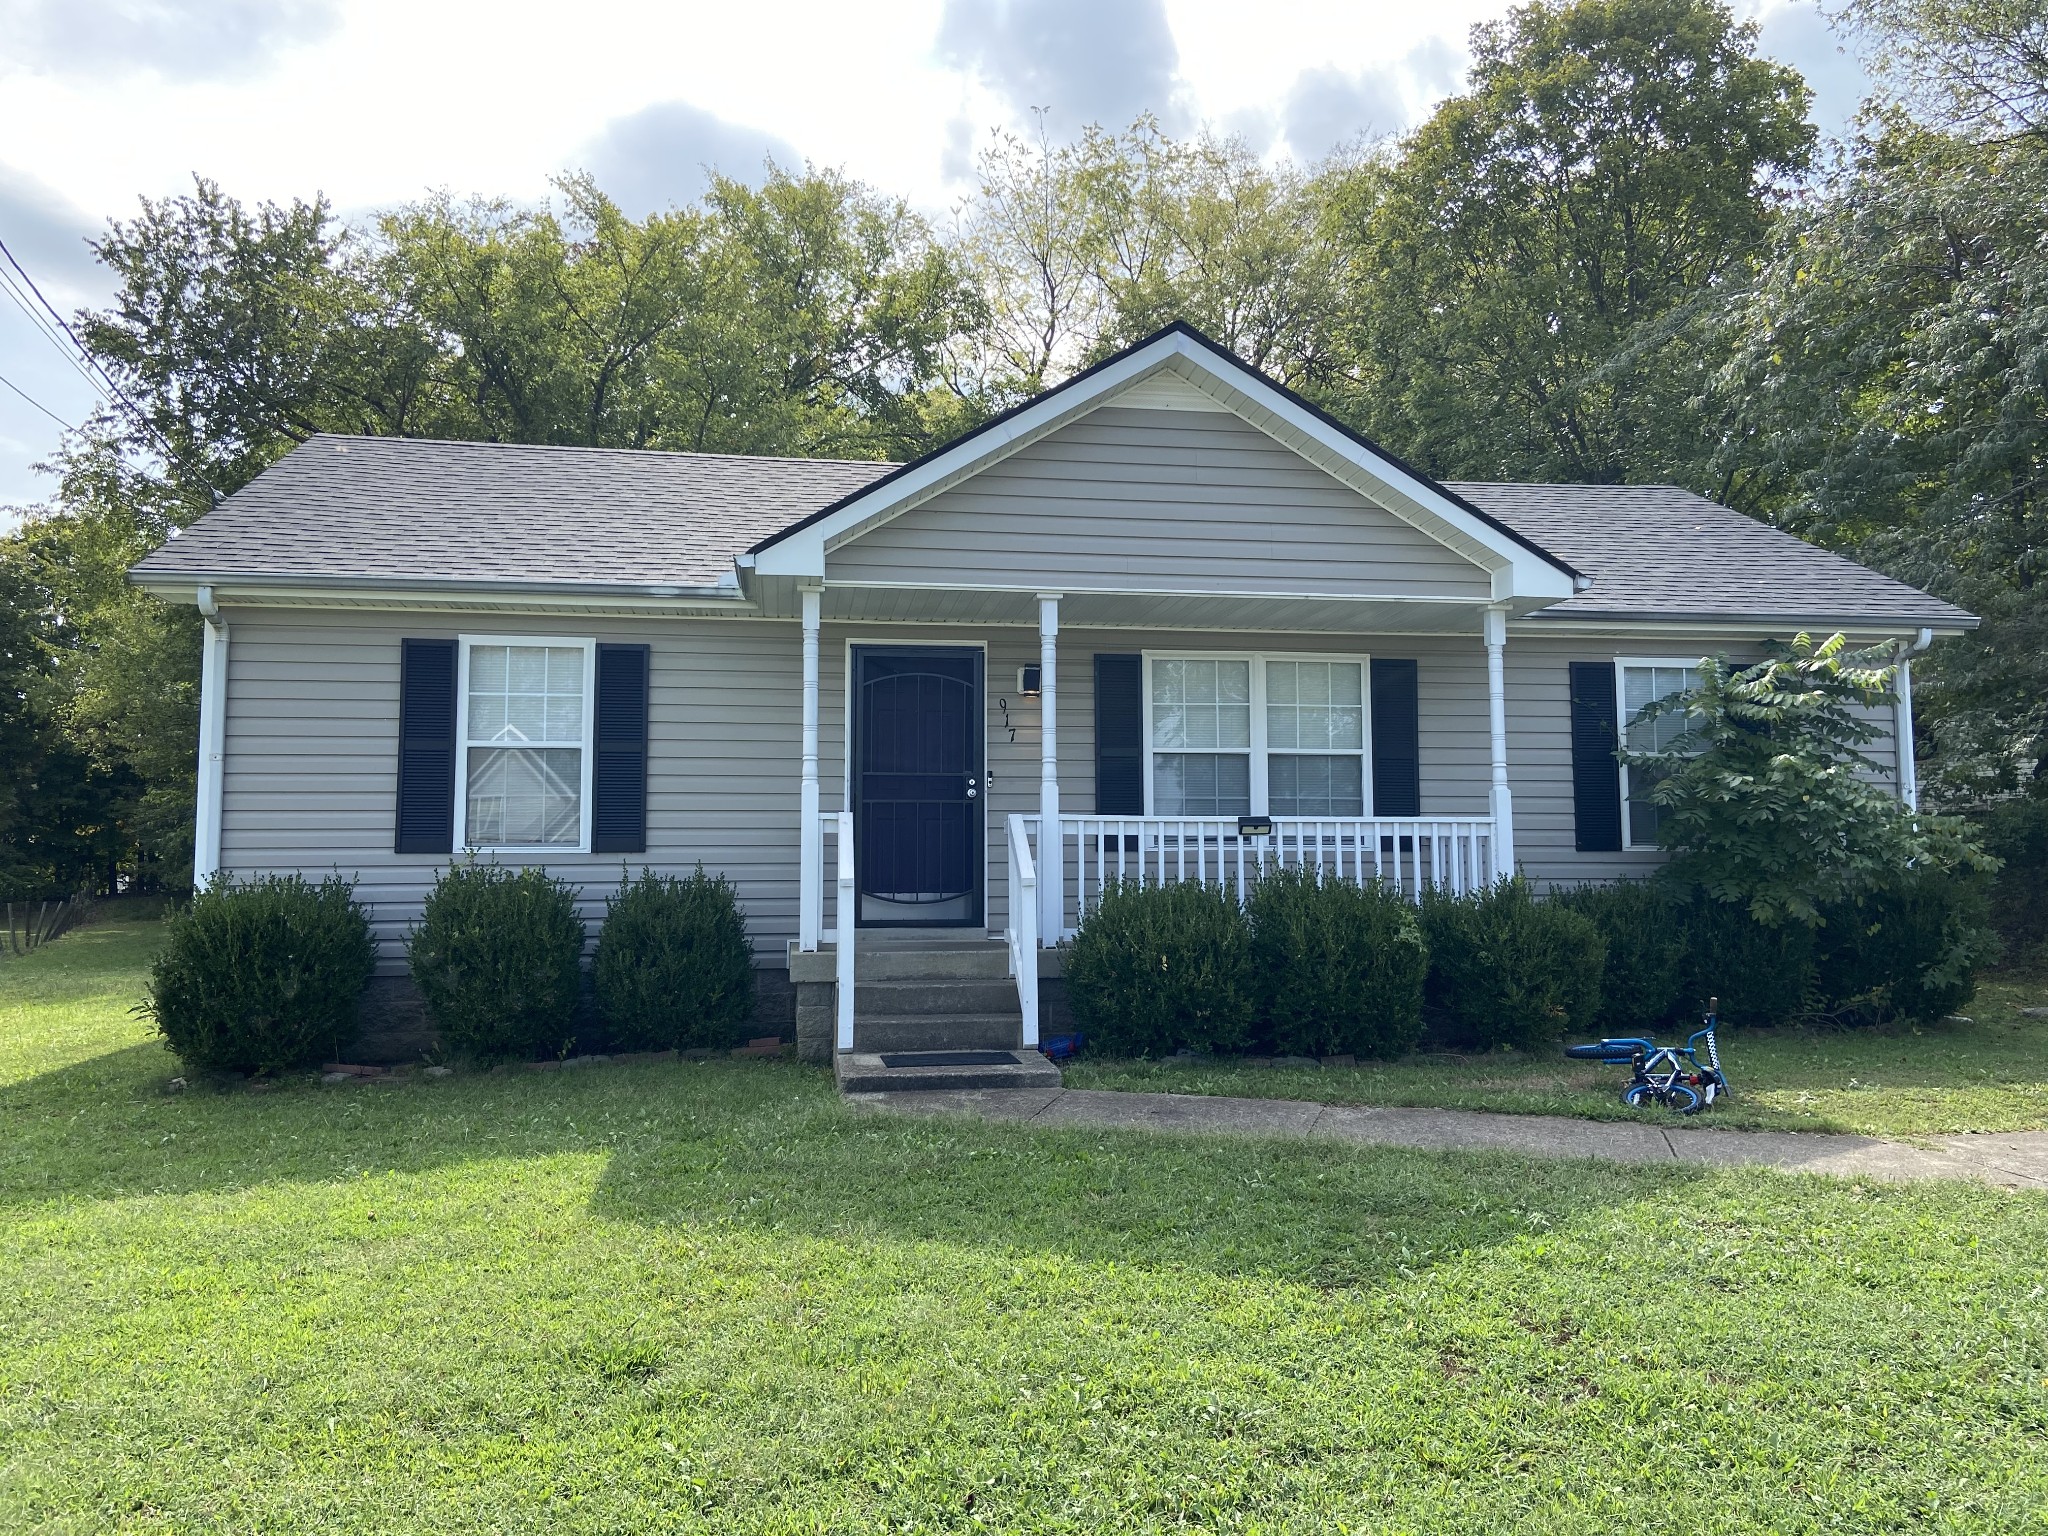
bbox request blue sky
[0,0,1872,510]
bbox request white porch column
[797,585,823,950]
[1037,593,1061,942]
[1484,605,1515,880]
[1895,656,1920,812]
[193,585,229,889]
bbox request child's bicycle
[1565,999,1729,1115]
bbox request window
[457,637,594,851]
[1144,653,1370,818]
[1617,659,1700,848]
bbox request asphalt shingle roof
[133,435,898,590]
[1449,482,1973,628]
[134,433,1972,629]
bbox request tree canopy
[3,0,2043,894]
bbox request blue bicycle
[1565,1000,1729,1115]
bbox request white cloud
[938,0,1188,135]
[0,0,338,81]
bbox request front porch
[786,588,1519,1058]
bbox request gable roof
[747,323,1581,605]
[1453,483,1974,629]
[132,435,895,594]
[128,327,1974,635]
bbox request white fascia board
[754,331,1578,603]
[129,572,757,617]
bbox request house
[131,323,1974,1076]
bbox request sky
[0,0,1874,511]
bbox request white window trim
[1140,650,1374,818]
[1614,655,1705,851]
[454,634,598,856]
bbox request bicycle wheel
[1665,1083,1703,1115]
[1622,1083,1661,1110]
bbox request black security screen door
[852,647,984,927]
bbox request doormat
[878,1050,1020,1068]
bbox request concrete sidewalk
[845,1086,2048,1188]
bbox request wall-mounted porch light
[1236,814,1274,837]
[1018,665,1042,699]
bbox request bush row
[1062,864,1994,1060]
[146,863,754,1073]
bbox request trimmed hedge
[144,873,375,1074]
[594,866,755,1051]
[1419,879,1605,1050]
[408,863,585,1062]
[1248,865,1426,1058]
[1062,878,1255,1057]
[1814,870,2000,1026]
[1674,896,1817,1029]
[1552,881,1687,1034]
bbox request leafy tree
[1630,633,1994,922]
[1839,0,2048,139]
[1316,0,1813,487]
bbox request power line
[0,234,217,496]
[0,369,77,431]
[0,264,109,399]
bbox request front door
[851,646,984,927]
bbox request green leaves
[1631,633,1997,923]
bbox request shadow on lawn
[0,1041,1678,1288]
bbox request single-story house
[131,322,1974,1069]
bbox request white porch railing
[1004,813,1041,1048]
[833,810,855,1050]
[1033,815,1495,942]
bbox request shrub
[593,866,755,1050]
[1419,880,1605,1050]
[1552,881,1687,1034]
[407,863,585,1061]
[1247,865,1427,1058]
[1974,795,2048,970]
[1814,869,2000,1026]
[1062,879,1255,1057]
[143,873,375,1074]
[1675,896,1816,1028]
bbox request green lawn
[1066,975,2048,1139]
[3,918,2046,1533]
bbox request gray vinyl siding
[219,606,805,972]
[216,609,1904,969]
[826,407,1493,599]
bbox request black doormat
[878,1050,1020,1068]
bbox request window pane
[1622,665,1693,755]
[1153,753,1251,816]
[1270,755,1364,816]
[466,747,582,847]
[468,643,586,745]
[1152,658,1250,750]
[1627,780,1663,847]
[1266,660,1363,751]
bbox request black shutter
[1370,658,1420,817]
[1569,661,1623,852]
[1093,653,1144,815]
[592,643,651,854]
[395,639,457,854]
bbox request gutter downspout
[1896,627,1934,813]
[194,586,229,888]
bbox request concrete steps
[836,1047,1062,1094]
[850,1013,1023,1052]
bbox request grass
[1066,975,2048,1139]
[1,917,2045,1532]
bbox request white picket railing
[1004,813,1041,1048]
[1032,815,1495,941]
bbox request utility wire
[0,264,109,398]
[0,233,220,498]
[0,369,77,431]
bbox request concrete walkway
[846,1086,2048,1187]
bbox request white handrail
[1005,813,1040,1049]
[834,810,855,1052]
